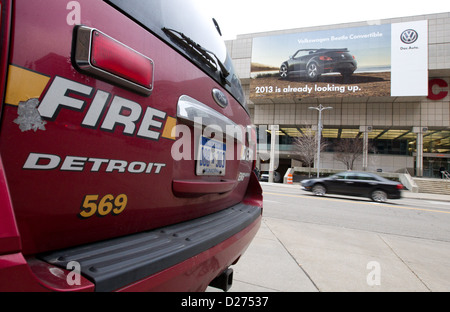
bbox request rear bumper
[322,61,357,73]
[388,191,402,199]
[0,203,261,292]
[120,213,261,292]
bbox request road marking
[264,191,450,215]
[264,199,283,204]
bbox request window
[334,173,347,179]
[105,0,245,108]
[356,173,375,180]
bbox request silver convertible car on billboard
[280,48,357,81]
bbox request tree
[334,138,363,170]
[293,128,327,177]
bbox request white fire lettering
[38,76,167,140]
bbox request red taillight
[91,30,153,90]
[74,26,154,96]
[396,184,404,190]
[319,56,333,61]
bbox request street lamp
[309,104,333,178]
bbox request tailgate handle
[172,179,237,197]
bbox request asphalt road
[262,183,450,243]
[210,183,450,292]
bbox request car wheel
[371,190,387,203]
[280,64,288,79]
[307,62,319,81]
[312,184,326,196]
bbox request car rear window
[104,0,246,110]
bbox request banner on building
[391,20,428,96]
[249,21,428,100]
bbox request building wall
[227,13,450,175]
[250,94,450,128]
[292,153,414,173]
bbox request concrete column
[416,133,424,177]
[269,125,279,183]
[360,126,372,171]
[413,127,427,177]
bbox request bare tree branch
[334,138,363,170]
[293,127,327,177]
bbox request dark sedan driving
[301,171,403,202]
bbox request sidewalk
[208,184,450,292]
[402,190,450,202]
[222,217,450,292]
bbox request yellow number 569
[79,194,128,219]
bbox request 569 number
[79,194,128,219]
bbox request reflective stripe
[5,65,50,106]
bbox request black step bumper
[38,204,261,292]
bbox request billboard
[391,21,428,96]
[250,21,428,100]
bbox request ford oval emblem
[212,88,228,108]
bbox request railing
[442,171,450,190]
[443,171,450,179]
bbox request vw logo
[400,29,418,44]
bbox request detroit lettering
[23,152,166,174]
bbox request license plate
[196,136,226,176]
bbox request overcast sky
[197,0,450,40]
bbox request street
[214,183,450,292]
[262,183,450,243]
